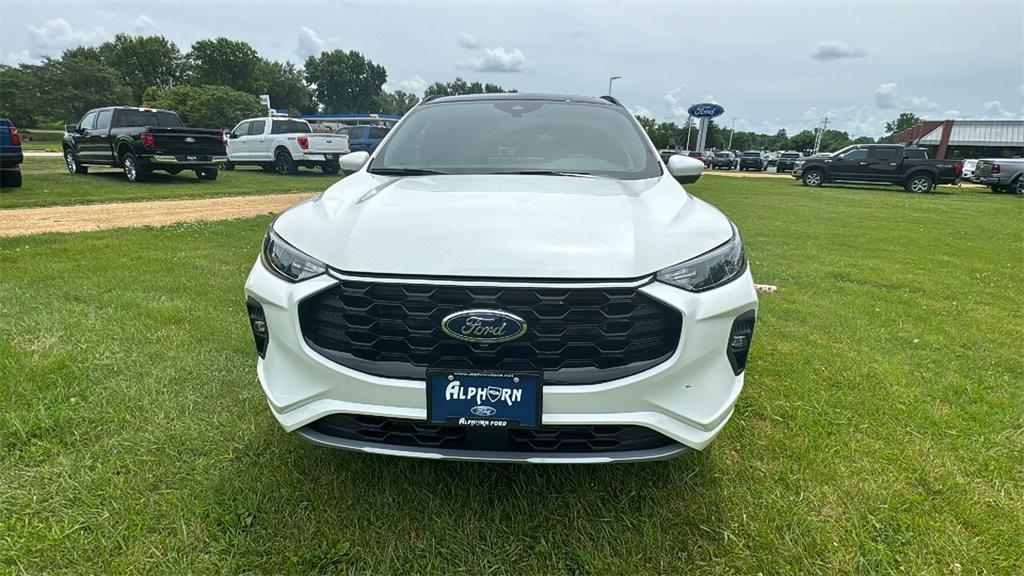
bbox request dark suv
[0,117,23,188]
[775,151,802,173]
[711,151,737,170]
[739,151,767,171]
[62,106,226,182]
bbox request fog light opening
[727,310,756,375]
[247,296,269,358]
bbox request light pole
[607,76,622,96]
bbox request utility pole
[607,76,622,96]
[685,115,693,150]
[812,116,829,155]
[727,117,736,149]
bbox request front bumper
[244,262,758,462]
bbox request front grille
[308,414,676,453]
[298,280,682,385]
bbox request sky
[1,0,1022,137]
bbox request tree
[262,60,314,114]
[0,65,38,127]
[787,130,816,153]
[142,84,264,129]
[304,50,387,113]
[380,90,420,115]
[634,115,657,138]
[884,112,923,135]
[33,54,132,123]
[819,129,853,152]
[187,38,264,95]
[423,77,514,97]
[98,34,184,103]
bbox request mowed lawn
[0,176,1021,574]
[0,156,340,209]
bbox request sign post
[686,102,725,153]
[259,94,271,117]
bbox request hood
[273,172,733,279]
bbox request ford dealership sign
[687,103,725,118]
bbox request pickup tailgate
[304,133,349,155]
[148,126,224,156]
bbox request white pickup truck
[224,117,349,175]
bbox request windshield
[742,151,761,157]
[781,152,800,158]
[370,99,661,179]
[114,110,183,128]
[715,152,732,158]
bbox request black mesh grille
[297,280,682,385]
[308,414,676,453]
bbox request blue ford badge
[470,405,497,417]
[441,309,527,344]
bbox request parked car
[792,145,962,192]
[972,158,1024,194]
[766,151,779,167]
[0,117,23,188]
[711,151,737,170]
[658,147,688,163]
[244,93,757,463]
[687,150,712,167]
[960,158,978,180]
[775,151,802,173]
[226,117,349,175]
[739,151,768,171]
[62,107,225,182]
[336,124,389,153]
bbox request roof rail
[421,94,443,104]
[599,95,623,107]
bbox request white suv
[244,94,758,463]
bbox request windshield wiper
[369,167,451,176]
[491,170,605,178]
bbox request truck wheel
[275,150,297,175]
[802,169,824,187]
[905,174,933,193]
[195,168,218,181]
[321,162,340,175]
[64,149,88,174]
[121,152,150,183]
[0,169,23,188]
[222,162,235,171]
[1013,178,1024,195]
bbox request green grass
[1,177,1022,574]
[1,157,339,209]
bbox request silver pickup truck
[972,158,1024,194]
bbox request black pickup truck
[792,144,961,193]
[62,107,226,182]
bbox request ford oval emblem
[441,309,527,344]
[470,405,497,417]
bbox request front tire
[0,169,22,188]
[122,152,149,183]
[905,174,933,193]
[196,167,218,181]
[64,149,88,174]
[275,150,297,175]
[802,168,824,187]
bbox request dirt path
[0,192,314,237]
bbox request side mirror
[227,132,239,139]
[667,154,704,185]
[65,124,78,133]
[340,150,370,173]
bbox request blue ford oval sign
[687,102,725,118]
[441,309,528,344]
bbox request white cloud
[874,83,899,108]
[26,18,105,58]
[662,87,688,119]
[981,100,1017,119]
[457,33,480,49]
[398,75,427,94]
[3,50,32,65]
[874,83,938,112]
[1019,84,1024,102]
[133,15,155,32]
[297,26,325,59]
[810,40,868,61]
[457,46,526,73]
[943,110,961,118]
[630,105,654,118]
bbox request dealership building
[891,119,1024,159]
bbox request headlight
[261,228,326,282]
[656,225,746,292]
